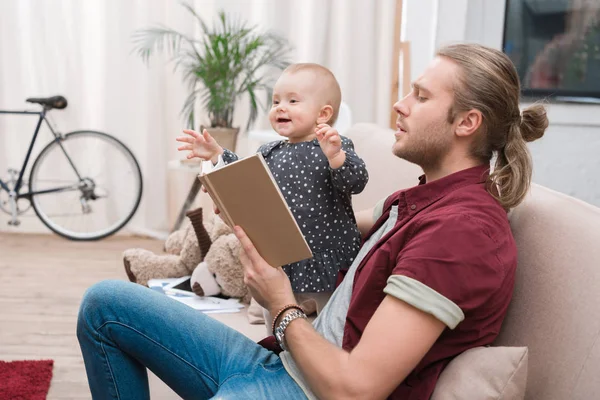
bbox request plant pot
[202,126,240,153]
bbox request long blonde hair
[437,44,548,210]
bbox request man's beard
[392,119,452,171]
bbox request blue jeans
[76,280,307,399]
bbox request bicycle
[0,96,143,240]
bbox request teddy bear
[123,207,209,287]
[123,207,252,304]
[190,213,251,304]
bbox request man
[77,43,547,399]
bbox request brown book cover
[198,153,312,267]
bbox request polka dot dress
[222,136,369,292]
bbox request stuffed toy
[123,208,251,304]
[190,214,251,304]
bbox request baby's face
[269,70,324,143]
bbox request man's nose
[393,97,410,118]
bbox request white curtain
[0,0,396,236]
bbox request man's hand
[176,129,224,164]
[315,124,346,169]
[234,226,296,314]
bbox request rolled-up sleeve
[385,213,505,329]
[385,275,464,329]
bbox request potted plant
[132,3,292,152]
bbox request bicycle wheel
[29,130,143,240]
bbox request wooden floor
[0,232,164,399]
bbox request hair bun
[520,104,548,142]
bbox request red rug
[0,360,54,400]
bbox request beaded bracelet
[271,304,304,334]
[275,309,307,352]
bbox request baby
[177,63,368,332]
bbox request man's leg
[77,280,304,399]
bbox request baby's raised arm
[176,129,224,164]
[315,125,369,196]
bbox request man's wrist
[274,309,307,351]
[271,303,303,333]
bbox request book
[148,278,244,313]
[198,153,313,267]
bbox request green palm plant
[132,3,292,130]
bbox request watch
[274,309,307,351]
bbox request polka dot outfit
[222,136,369,292]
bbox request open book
[198,153,313,267]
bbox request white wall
[0,0,398,236]
[405,0,600,207]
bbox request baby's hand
[176,129,223,164]
[315,124,345,168]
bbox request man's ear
[316,105,334,125]
[455,109,483,138]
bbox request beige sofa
[151,123,600,399]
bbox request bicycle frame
[0,108,84,200]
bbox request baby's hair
[283,63,342,126]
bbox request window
[503,0,600,100]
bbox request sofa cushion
[431,346,528,400]
[495,184,600,399]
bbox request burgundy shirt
[342,164,517,399]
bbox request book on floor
[198,153,313,267]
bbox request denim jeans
[77,280,307,399]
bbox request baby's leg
[263,292,333,335]
[295,292,332,316]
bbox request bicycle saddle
[26,95,68,110]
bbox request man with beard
[77,43,548,400]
